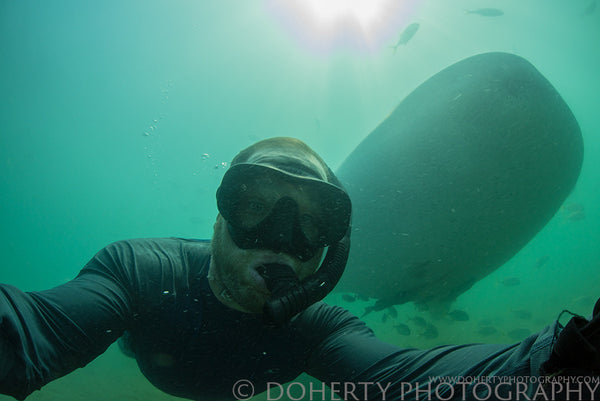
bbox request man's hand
[541,297,600,376]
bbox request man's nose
[270,198,297,252]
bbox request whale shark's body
[336,52,583,311]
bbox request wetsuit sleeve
[301,303,557,401]
[0,238,197,400]
[0,276,130,400]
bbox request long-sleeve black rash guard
[1,238,557,401]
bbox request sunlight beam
[266,0,420,54]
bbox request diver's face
[209,214,324,314]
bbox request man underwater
[1,137,599,401]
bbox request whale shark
[336,52,583,312]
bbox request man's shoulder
[100,237,211,257]
[81,238,212,304]
[105,237,210,247]
[85,237,212,280]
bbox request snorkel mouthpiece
[259,263,310,326]
[259,232,350,326]
[258,263,300,295]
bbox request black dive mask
[227,196,320,260]
[216,164,351,261]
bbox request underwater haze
[1,0,599,400]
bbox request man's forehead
[253,155,327,180]
[231,137,329,182]
[240,151,328,181]
[248,172,323,197]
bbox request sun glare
[266,0,420,54]
[305,0,387,26]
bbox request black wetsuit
[0,238,562,400]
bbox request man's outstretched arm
[301,302,599,400]
[0,267,133,399]
[0,238,202,400]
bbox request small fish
[390,23,420,53]
[478,318,494,326]
[382,313,389,324]
[394,323,411,336]
[511,309,533,320]
[362,306,376,317]
[478,326,498,336]
[562,202,584,213]
[508,328,531,341]
[568,209,585,221]
[421,323,439,340]
[362,302,387,317]
[465,8,504,17]
[562,202,585,221]
[501,277,521,287]
[361,294,405,317]
[448,309,470,322]
[387,306,398,319]
[410,316,427,327]
[342,294,357,303]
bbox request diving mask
[216,163,351,260]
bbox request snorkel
[216,137,352,325]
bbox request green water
[1,1,598,400]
